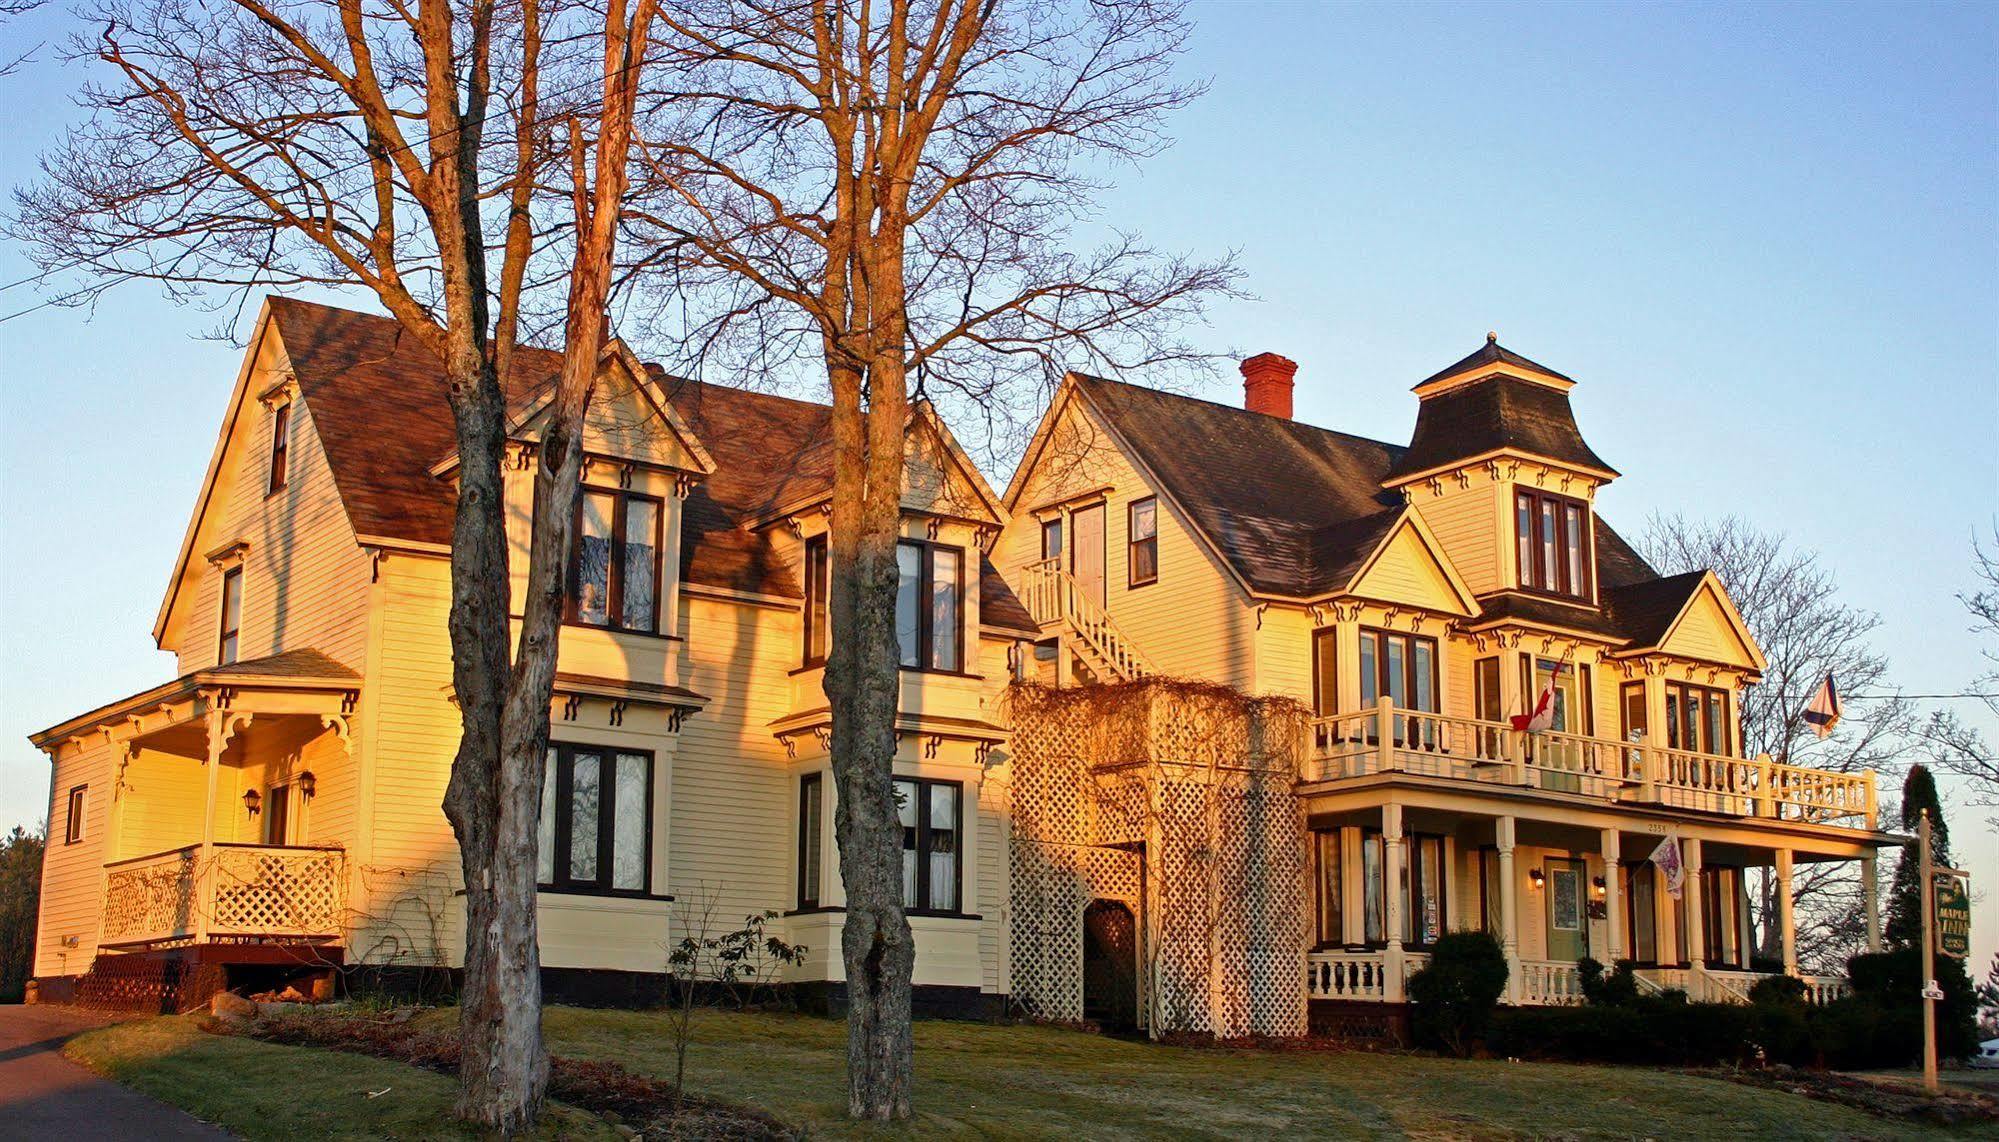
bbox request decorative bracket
[319,713,353,749]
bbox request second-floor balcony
[1307,699,1877,829]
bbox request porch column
[1682,837,1705,967]
[1497,815,1520,1003]
[1382,801,1406,1001]
[1601,829,1624,964]
[1775,848,1797,975]
[1861,853,1882,953]
[199,710,228,945]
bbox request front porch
[1298,785,1888,1010]
[32,650,360,967]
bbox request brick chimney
[1240,352,1298,419]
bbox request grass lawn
[67,1007,1997,1140]
[458,1006,1989,1140]
[62,1016,619,1141]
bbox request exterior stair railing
[1018,557,1155,682]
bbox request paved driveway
[0,1004,231,1139]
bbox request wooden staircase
[1016,558,1155,682]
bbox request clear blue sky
[1,2,1994,966]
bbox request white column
[1601,829,1624,964]
[1861,853,1882,953]
[1683,837,1705,967]
[1775,848,1797,975]
[1382,801,1406,1001]
[1497,815,1520,1003]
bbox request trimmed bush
[1747,973,1806,1007]
[1407,931,1508,1056]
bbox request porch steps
[1017,559,1155,682]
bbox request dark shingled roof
[1416,334,1573,389]
[1385,372,1617,482]
[268,299,1027,622]
[1073,375,1406,597]
[1602,570,1708,649]
[1071,372,1682,643]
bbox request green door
[1545,858,1587,962]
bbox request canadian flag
[1510,651,1571,734]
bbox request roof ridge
[1075,373,1405,455]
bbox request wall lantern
[1528,868,1545,890]
[1592,876,1607,897]
[298,770,317,800]
[243,788,262,816]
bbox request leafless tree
[1914,525,1999,827]
[12,0,659,1129]
[0,0,48,78]
[620,0,1237,1117]
[1640,513,1915,972]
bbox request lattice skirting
[1006,681,1312,1040]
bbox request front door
[1070,503,1106,607]
[1544,857,1587,962]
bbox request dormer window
[1515,489,1591,600]
[267,403,291,494]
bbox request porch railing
[100,843,345,947]
[1306,700,1876,828]
[1636,966,1851,1007]
[1518,959,1586,1006]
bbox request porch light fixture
[243,788,262,816]
[1592,875,1607,897]
[1528,868,1545,889]
[298,770,317,800]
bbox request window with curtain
[1407,834,1446,948]
[797,773,823,909]
[1665,681,1732,755]
[894,540,963,672]
[1514,488,1592,599]
[895,777,961,912]
[1476,847,1502,934]
[569,487,664,634]
[537,744,652,894]
[1127,497,1158,586]
[1361,831,1384,945]
[1359,628,1441,748]
[1312,829,1342,947]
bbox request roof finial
[1486,330,1498,344]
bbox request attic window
[268,403,292,495]
[1514,489,1591,600]
[218,565,243,665]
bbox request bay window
[1514,488,1591,599]
[802,535,830,666]
[570,487,663,634]
[797,773,824,909]
[895,540,963,672]
[537,744,653,894]
[896,777,961,913]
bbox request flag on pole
[1804,673,1843,740]
[1649,836,1686,899]
[1510,647,1573,733]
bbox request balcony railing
[1306,699,1876,828]
[100,843,346,947]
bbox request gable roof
[246,299,1028,622]
[1067,374,1407,598]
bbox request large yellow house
[29,299,1894,1037]
[992,342,1893,1035]
[29,297,1035,1014]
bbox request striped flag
[1804,673,1843,740]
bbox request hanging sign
[1934,871,1971,959]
